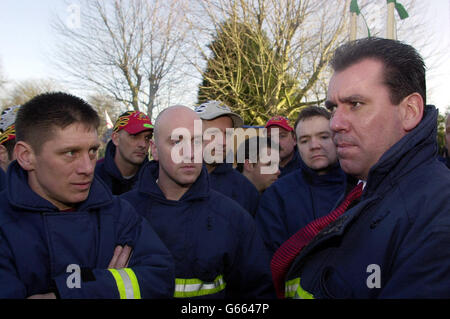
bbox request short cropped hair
[330,37,426,105]
[294,106,331,132]
[236,135,278,173]
[15,92,100,153]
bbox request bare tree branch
[191,0,350,125]
[52,0,189,119]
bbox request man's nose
[137,136,150,148]
[310,137,321,150]
[76,153,95,175]
[330,106,349,133]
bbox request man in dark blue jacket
[195,100,260,216]
[95,110,153,195]
[122,105,275,298]
[282,38,450,298]
[0,92,174,299]
[0,167,5,192]
[265,116,303,178]
[256,106,346,255]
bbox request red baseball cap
[113,110,153,134]
[265,116,293,132]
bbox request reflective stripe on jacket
[121,162,275,299]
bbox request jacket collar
[7,160,113,212]
[210,162,234,175]
[136,161,210,202]
[365,105,438,197]
[300,161,346,186]
[281,146,303,171]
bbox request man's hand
[108,245,133,269]
[27,293,57,299]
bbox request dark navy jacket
[209,162,260,216]
[0,169,5,192]
[438,155,450,169]
[279,146,303,178]
[121,161,275,299]
[95,140,149,195]
[256,162,346,255]
[285,105,450,298]
[0,161,174,299]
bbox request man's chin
[175,177,198,188]
[130,157,147,165]
[311,163,334,175]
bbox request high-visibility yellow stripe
[174,274,226,298]
[285,277,314,299]
[108,268,141,299]
[285,277,300,298]
[124,268,141,299]
[108,269,127,299]
[296,283,314,299]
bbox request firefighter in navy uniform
[0,93,174,298]
[275,38,450,299]
[122,105,275,298]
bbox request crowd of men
[0,37,449,299]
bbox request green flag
[350,0,371,37]
[350,0,360,15]
[387,0,409,20]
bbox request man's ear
[150,140,159,161]
[14,141,36,171]
[111,131,120,146]
[243,159,255,173]
[399,93,424,132]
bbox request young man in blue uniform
[195,100,260,216]
[95,110,153,195]
[122,105,275,298]
[256,106,346,256]
[265,116,303,178]
[281,38,450,298]
[0,92,174,298]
